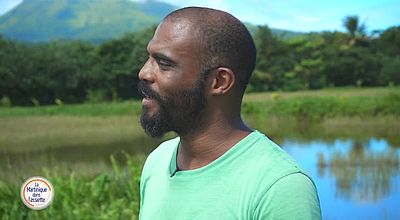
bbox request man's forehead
[147,20,200,54]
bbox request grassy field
[0,115,143,153]
[1,86,399,118]
[242,86,400,119]
[0,101,142,117]
[243,86,399,101]
[1,87,400,219]
[1,86,399,153]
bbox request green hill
[0,0,176,42]
[244,22,305,40]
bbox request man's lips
[139,86,159,108]
[142,97,157,108]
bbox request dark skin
[138,18,251,171]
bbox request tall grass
[242,91,400,120]
[0,153,144,220]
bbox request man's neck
[176,116,251,171]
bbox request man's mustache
[137,81,162,102]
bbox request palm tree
[342,15,366,38]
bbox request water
[1,118,399,219]
[283,138,400,220]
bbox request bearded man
[137,7,321,219]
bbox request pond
[283,138,400,220]
[1,117,399,219]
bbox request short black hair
[165,7,256,92]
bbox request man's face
[137,20,207,138]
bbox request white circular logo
[20,176,54,210]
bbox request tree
[97,26,155,100]
[377,26,400,56]
[250,25,289,91]
[323,47,382,87]
[342,15,366,38]
[284,35,325,90]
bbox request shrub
[0,96,12,107]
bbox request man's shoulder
[146,137,179,164]
[241,130,307,186]
[240,131,320,215]
[246,131,300,170]
[141,137,179,175]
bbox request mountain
[0,0,305,42]
[245,23,305,40]
[0,0,177,42]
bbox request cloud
[110,0,400,31]
[0,0,22,16]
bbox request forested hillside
[0,12,399,106]
[0,0,176,42]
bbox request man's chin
[141,110,155,119]
[141,105,161,119]
[140,112,169,138]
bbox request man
[137,7,321,219]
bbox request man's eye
[159,61,170,66]
[157,60,172,68]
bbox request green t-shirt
[139,130,321,219]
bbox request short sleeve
[253,172,322,220]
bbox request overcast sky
[1,0,399,32]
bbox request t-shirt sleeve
[253,172,322,220]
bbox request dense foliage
[0,27,154,106]
[0,154,144,219]
[1,18,399,106]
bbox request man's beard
[137,80,207,138]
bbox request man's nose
[138,59,154,83]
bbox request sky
[0,0,399,32]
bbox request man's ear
[209,67,235,95]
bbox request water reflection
[282,138,400,219]
[318,142,400,202]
